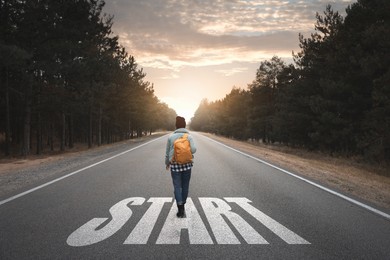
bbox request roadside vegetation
[0,0,176,158]
[191,0,390,166]
[203,133,390,209]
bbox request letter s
[67,197,145,247]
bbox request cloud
[160,72,180,80]
[104,0,355,71]
[215,67,249,76]
[103,0,356,118]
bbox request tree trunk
[69,113,74,148]
[36,112,42,154]
[88,105,93,148]
[22,97,31,156]
[60,111,65,151]
[36,83,42,155]
[98,104,102,146]
[4,66,11,156]
[22,77,32,156]
[50,123,54,151]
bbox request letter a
[156,198,213,244]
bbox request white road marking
[225,197,310,244]
[67,197,310,246]
[124,197,172,244]
[156,198,214,244]
[67,197,145,247]
[199,197,269,244]
[201,134,390,220]
[0,135,167,206]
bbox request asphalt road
[1,132,389,259]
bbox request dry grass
[203,133,390,210]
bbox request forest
[191,0,390,163]
[0,0,177,157]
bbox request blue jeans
[171,169,191,205]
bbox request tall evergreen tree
[248,56,286,143]
[0,0,177,157]
[342,0,390,160]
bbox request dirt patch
[203,133,390,210]
[0,132,167,175]
[0,133,171,199]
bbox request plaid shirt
[170,162,193,172]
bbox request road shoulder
[0,133,168,199]
[201,132,390,211]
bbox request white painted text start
[67,197,309,246]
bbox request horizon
[105,0,356,121]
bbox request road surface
[1,133,389,259]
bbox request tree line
[0,0,177,157]
[191,0,390,163]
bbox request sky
[104,0,356,122]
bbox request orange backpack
[172,133,192,164]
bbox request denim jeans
[171,169,192,205]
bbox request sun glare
[160,96,198,123]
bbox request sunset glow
[105,0,356,121]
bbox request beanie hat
[176,116,186,129]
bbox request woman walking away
[165,116,197,218]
